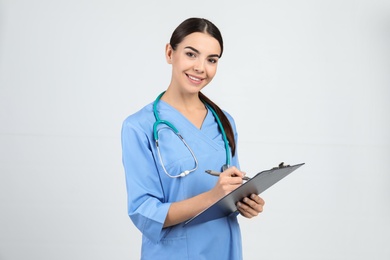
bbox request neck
[161,88,204,112]
[160,88,207,129]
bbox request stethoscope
[153,91,231,178]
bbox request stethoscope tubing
[153,91,231,177]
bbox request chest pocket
[155,126,198,178]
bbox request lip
[186,73,205,84]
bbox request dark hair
[199,92,236,156]
[170,18,235,156]
[170,17,224,58]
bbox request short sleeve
[121,119,171,243]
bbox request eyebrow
[184,46,220,58]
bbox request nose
[193,60,205,73]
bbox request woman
[121,17,265,259]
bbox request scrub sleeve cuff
[138,202,172,243]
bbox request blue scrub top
[121,100,243,260]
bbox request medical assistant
[121,99,243,259]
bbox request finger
[218,179,242,194]
[238,204,258,218]
[250,194,265,206]
[230,176,244,185]
[237,207,252,218]
[237,201,260,217]
[223,166,245,179]
[220,175,243,185]
[236,203,252,218]
[242,197,263,213]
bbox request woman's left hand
[237,194,265,218]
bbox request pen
[205,170,250,181]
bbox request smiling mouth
[186,74,204,83]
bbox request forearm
[163,190,218,228]
[163,167,245,228]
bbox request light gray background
[1,0,389,259]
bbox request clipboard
[184,163,305,226]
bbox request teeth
[188,75,201,81]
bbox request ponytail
[199,92,236,156]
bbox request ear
[165,43,173,64]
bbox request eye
[208,58,218,64]
[186,52,196,58]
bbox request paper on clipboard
[184,163,305,226]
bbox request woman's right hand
[209,166,245,200]
[164,167,246,228]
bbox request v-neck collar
[158,100,210,131]
[154,100,226,152]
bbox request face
[166,32,221,94]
